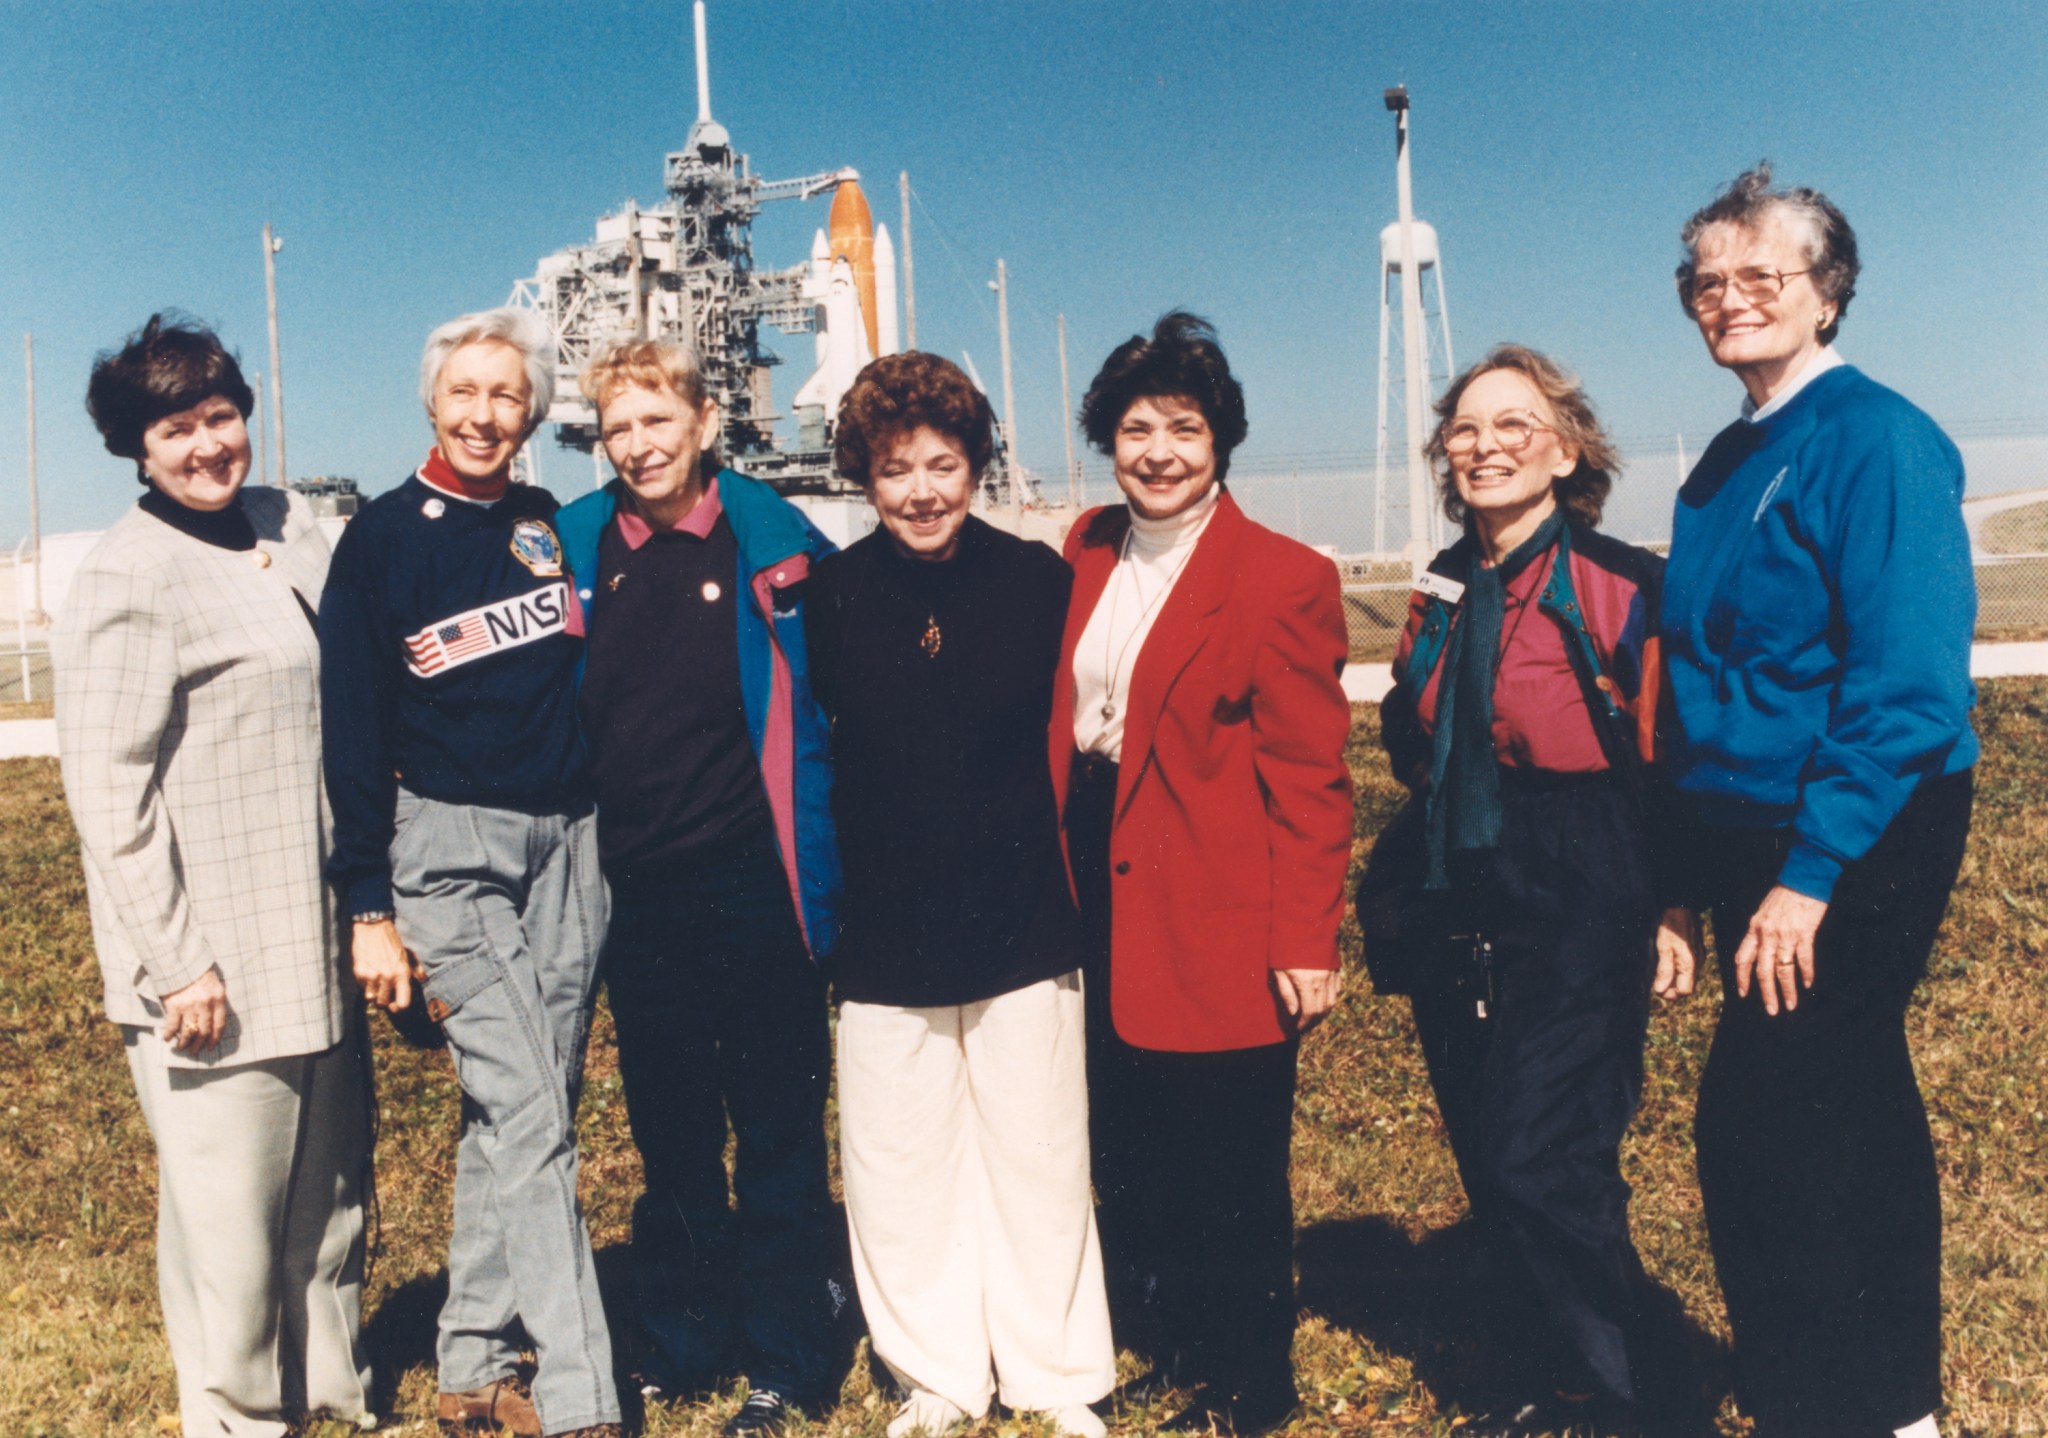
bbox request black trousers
[1694,769,1972,1437]
[603,824,843,1406]
[1409,769,1657,1405]
[1070,753,1301,1407]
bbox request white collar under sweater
[1742,345,1844,424]
[1071,485,1222,763]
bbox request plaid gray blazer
[54,487,349,1068]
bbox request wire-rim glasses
[1442,412,1556,456]
[1684,266,1812,311]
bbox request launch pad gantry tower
[509,3,895,493]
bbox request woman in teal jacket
[555,340,846,1432]
[1663,164,1975,1438]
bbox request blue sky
[3,0,2043,542]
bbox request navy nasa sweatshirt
[320,471,586,917]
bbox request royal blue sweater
[320,474,587,917]
[1662,364,1977,902]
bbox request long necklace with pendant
[1098,531,1196,722]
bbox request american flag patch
[403,583,570,678]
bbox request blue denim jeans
[391,789,618,1432]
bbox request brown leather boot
[436,1374,542,1436]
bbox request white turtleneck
[1072,484,1222,763]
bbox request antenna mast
[693,1,712,122]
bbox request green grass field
[3,687,2044,1436]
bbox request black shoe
[722,1389,796,1437]
[1463,1392,1640,1438]
[1160,1386,1300,1436]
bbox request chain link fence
[3,428,2042,695]
[1053,426,2048,661]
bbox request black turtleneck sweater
[804,516,1077,1007]
[139,485,257,550]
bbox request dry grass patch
[4,686,2047,1435]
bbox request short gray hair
[1675,162,1861,344]
[419,307,556,430]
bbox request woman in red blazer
[1052,313,1353,1435]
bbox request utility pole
[1387,88,1432,577]
[900,171,917,350]
[263,224,286,486]
[252,371,266,487]
[1057,313,1077,508]
[990,260,1017,508]
[23,334,45,625]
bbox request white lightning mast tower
[1375,87,1455,571]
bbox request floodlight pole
[1058,313,1078,508]
[1387,87,1433,578]
[23,333,45,625]
[900,171,917,350]
[263,224,286,485]
[991,259,1018,511]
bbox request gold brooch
[920,613,942,659]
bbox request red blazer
[1051,492,1354,1052]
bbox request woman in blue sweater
[1663,165,1976,1438]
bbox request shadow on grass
[364,1225,866,1425]
[1297,1215,1727,1437]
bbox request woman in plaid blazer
[53,316,373,1438]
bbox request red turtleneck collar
[419,447,511,503]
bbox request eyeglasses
[1683,266,1811,310]
[1442,412,1556,456]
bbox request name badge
[1414,571,1465,605]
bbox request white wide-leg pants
[124,1025,373,1438]
[839,971,1114,1417]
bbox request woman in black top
[806,353,1114,1438]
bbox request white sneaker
[1044,1404,1108,1438]
[887,1390,968,1438]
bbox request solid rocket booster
[828,178,879,359]
[810,229,831,367]
[873,223,899,357]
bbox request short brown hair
[86,313,255,470]
[834,352,995,488]
[1078,311,1247,482]
[1423,344,1620,529]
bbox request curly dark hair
[1675,161,1860,344]
[1078,311,1248,481]
[86,313,255,474]
[833,351,995,488]
[1422,344,1620,530]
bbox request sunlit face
[430,340,533,484]
[1445,369,1576,530]
[600,381,720,521]
[1113,394,1220,521]
[1689,213,1831,379]
[869,425,974,562]
[140,395,251,512]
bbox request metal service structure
[507,2,919,495]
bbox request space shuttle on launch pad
[507,0,905,493]
[792,167,902,442]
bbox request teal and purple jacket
[557,471,843,958]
